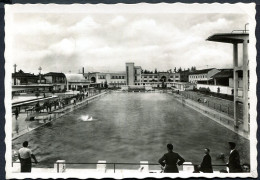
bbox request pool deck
[171,92,249,140]
[12,91,108,140]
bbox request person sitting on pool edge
[158,143,185,173]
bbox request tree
[154,68,158,74]
[174,67,177,73]
[178,67,182,72]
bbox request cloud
[10,13,249,73]
[68,16,100,35]
[110,16,126,25]
[49,38,76,56]
[15,19,61,36]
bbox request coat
[228,149,242,173]
[199,154,213,173]
[159,151,185,173]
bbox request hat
[228,142,236,148]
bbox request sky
[10,10,249,74]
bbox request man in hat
[227,142,242,173]
[198,148,213,173]
[18,141,38,172]
[158,143,185,173]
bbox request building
[179,70,190,82]
[126,62,181,87]
[12,70,45,85]
[212,69,243,88]
[43,72,66,91]
[126,63,142,85]
[12,70,54,93]
[84,72,127,88]
[65,73,91,91]
[188,68,220,84]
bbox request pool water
[12,92,249,169]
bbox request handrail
[12,161,227,166]
[12,161,228,173]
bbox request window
[149,75,153,78]
[144,76,147,78]
[170,76,173,78]
[122,76,125,79]
[144,80,147,82]
[154,76,157,78]
[175,75,179,78]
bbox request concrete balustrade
[139,161,149,172]
[54,160,66,173]
[96,160,107,173]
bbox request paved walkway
[12,91,108,140]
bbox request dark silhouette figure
[158,144,185,173]
[18,141,38,172]
[227,142,242,173]
[199,148,213,173]
[14,108,19,120]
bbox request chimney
[82,67,84,74]
[13,64,17,73]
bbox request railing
[12,161,228,173]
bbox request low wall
[172,93,249,140]
[197,84,244,97]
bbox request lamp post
[38,66,42,84]
[13,64,17,85]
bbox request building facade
[84,72,127,88]
[44,72,66,91]
[188,68,220,84]
[65,74,91,91]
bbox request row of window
[110,81,126,83]
[189,74,207,79]
[111,76,125,79]
[142,75,180,78]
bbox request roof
[207,33,249,44]
[12,72,38,78]
[213,69,233,78]
[44,72,65,77]
[65,74,87,82]
[213,69,243,78]
[189,68,215,75]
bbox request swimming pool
[12,92,249,169]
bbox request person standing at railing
[198,148,213,173]
[18,141,38,172]
[227,142,242,173]
[158,143,185,173]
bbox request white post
[139,161,149,172]
[96,160,106,173]
[233,43,238,127]
[182,162,194,172]
[54,160,66,173]
[243,39,249,132]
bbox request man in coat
[227,142,242,173]
[158,143,185,173]
[198,148,213,173]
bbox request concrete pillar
[139,161,149,172]
[182,162,194,172]
[54,160,66,173]
[96,160,106,172]
[233,43,238,127]
[243,40,249,132]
